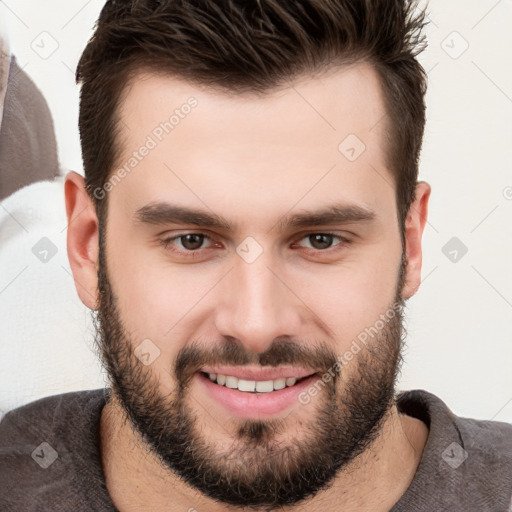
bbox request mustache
[174,336,339,386]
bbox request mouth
[200,371,310,393]
[196,367,320,418]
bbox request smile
[203,372,305,393]
[196,367,319,418]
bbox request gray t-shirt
[0,389,511,511]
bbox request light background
[0,0,511,421]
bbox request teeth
[255,380,274,393]
[238,379,256,392]
[207,373,302,393]
[225,376,238,389]
[273,378,286,390]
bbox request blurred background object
[0,34,59,200]
[0,29,105,418]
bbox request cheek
[105,236,220,353]
[295,249,401,349]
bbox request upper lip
[200,366,316,381]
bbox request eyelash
[159,232,350,257]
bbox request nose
[213,255,303,354]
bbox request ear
[64,171,100,310]
[401,181,431,299]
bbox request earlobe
[64,171,100,310]
[401,181,431,299]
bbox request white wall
[1,0,511,422]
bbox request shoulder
[0,389,110,511]
[0,389,107,445]
[448,407,512,511]
[398,389,512,456]
[457,413,512,456]
[396,389,512,511]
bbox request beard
[94,232,406,509]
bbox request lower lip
[196,372,319,419]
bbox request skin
[65,61,431,511]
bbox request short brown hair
[77,0,428,231]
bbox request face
[93,63,412,508]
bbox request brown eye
[308,234,335,250]
[294,232,348,253]
[160,233,213,253]
[179,234,206,250]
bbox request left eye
[161,233,213,251]
[296,233,345,250]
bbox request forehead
[110,62,394,227]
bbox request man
[1,0,511,510]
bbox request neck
[100,399,428,512]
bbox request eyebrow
[134,201,376,232]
